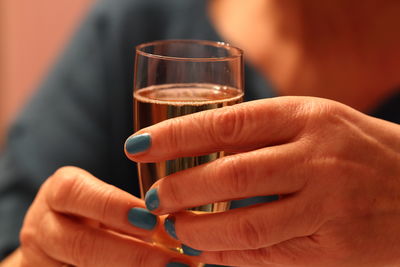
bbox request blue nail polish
[127,207,157,230]
[182,244,202,256]
[145,188,160,211]
[166,262,190,267]
[125,133,151,154]
[164,216,178,240]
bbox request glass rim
[135,39,243,62]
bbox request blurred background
[0,0,94,147]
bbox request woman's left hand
[125,96,400,267]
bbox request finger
[200,236,320,267]
[19,194,68,267]
[149,142,306,214]
[125,97,311,162]
[15,247,61,267]
[38,211,194,267]
[170,198,322,251]
[45,166,158,236]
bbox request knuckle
[216,156,248,195]
[118,239,165,267]
[163,177,184,207]
[302,99,348,134]
[21,211,55,255]
[98,188,114,222]
[233,216,262,249]
[208,106,246,147]
[299,101,358,159]
[255,247,275,264]
[302,97,338,119]
[69,228,94,266]
[212,251,228,265]
[292,99,331,132]
[20,213,38,248]
[129,249,151,267]
[164,117,186,155]
[48,166,84,208]
[19,227,36,249]
[237,248,274,265]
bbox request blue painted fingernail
[166,262,190,267]
[125,133,151,154]
[145,188,160,211]
[182,244,202,256]
[127,207,157,230]
[164,216,178,240]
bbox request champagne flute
[133,39,243,265]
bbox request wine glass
[133,39,244,266]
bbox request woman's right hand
[3,166,191,267]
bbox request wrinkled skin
[126,96,400,267]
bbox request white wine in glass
[133,40,244,266]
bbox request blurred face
[209,0,400,111]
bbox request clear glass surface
[133,40,244,266]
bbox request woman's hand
[9,166,192,267]
[125,96,400,267]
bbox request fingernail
[182,244,202,256]
[166,262,190,267]
[127,207,157,230]
[145,188,160,211]
[125,133,151,154]
[164,216,178,240]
